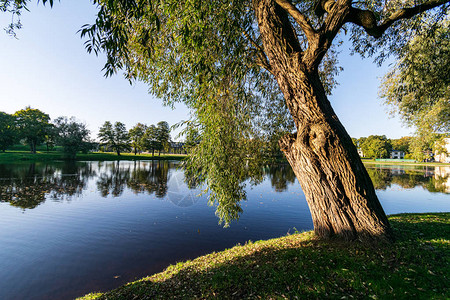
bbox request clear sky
[0,1,412,141]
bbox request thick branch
[347,0,450,38]
[305,0,350,70]
[315,0,338,16]
[242,30,273,74]
[274,0,318,42]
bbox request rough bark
[254,0,392,241]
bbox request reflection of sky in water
[166,170,199,207]
[377,186,450,215]
[0,161,448,300]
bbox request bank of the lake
[0,151,187,163]
[361,158,450,167]
[80,213,449,300]
[2,151,450,168]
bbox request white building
[435,138,450,163]
[390,150,405,159]
[357,148,364,157]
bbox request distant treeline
[352,135,448,161]
[0,107,184,159]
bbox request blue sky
[0,1,412,140]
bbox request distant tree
[98,121,131,156]
[391,136,412,154]
[54,116,92,159]
[98,121,114,149]
[14,107,51,153]
[156,121,170,155]
[408,132,446,161]
[361,136,392,159]
[44,124,58,152]
[0,112,16,152]
[357,137,367,148]
[129,123,147,155]
[142,124,158,156]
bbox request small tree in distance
[14,107,51,153]
[143,124,158,156]
[98,121,131,156]
[156,121,170,155]
[361,135,392,159]
[129,123,147,155]
[54,116,92,160]
[391,137,412,154]
[0,112,16,152]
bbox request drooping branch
[347,0,450,38]
[274,0,319,42]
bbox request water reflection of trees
[96,161,171,198]
[265,164,296,192]
[366,166,450,193]
[0,160,175,209]
[2,161,447,211]
[0,162,95,209]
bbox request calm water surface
[0,161,448,300]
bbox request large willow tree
[4,0,449,241]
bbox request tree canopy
[4,0,449,239]
[129,122,147,155]
[13,107,51,153]
[156,121,170,155]
[360,135,392,159]
[380,19,450,154]
[54,116,92,159]
[98,121,131,155]
[391,136,412,154]
[0,112,16,152]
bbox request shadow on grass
[389,212,450,242]
[92,213,449,300]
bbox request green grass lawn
[79,213,449,299]
[0,151,186,163]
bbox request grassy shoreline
[0,151,187,163]
[361,159,450,167]
[1,151,450,167]
[79,213,449,299]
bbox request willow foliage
[381,19,450,135]
[3,0,449,225]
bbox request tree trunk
[30,141,36,154]
[254,0,392,241]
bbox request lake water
[0,161,449,300]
